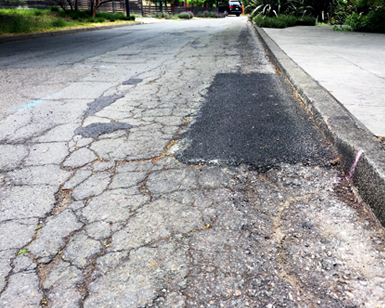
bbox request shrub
[345,8,385,32]
[69,10,90,20]
[331,0,356,25]
[197,10,227,18]
[95,11,110,19]
[129,15,135,21]
[154,12,170,18]
[50,6,59,12]
[90,11,126,21]
[94,11,127,21]
[52,18,66,27]
[110,12,126,21]
[178,11,194,19]
[116,13,126,20]
[0,10,56,34]
[8,15,32,33]
[253,14,317,28]
[253,14,297,28]
[332,24,353,31]
[296,15,316,25]
[87,17,96,22]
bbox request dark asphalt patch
[75,122,132,138]
[122,78,143,85]
[85,95,124,116]
[177,72,336,170]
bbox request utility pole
[125,0,130,17]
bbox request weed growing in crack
[17,249,29,255]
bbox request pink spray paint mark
[346,150,364,181]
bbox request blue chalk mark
[17,100,43,111]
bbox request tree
[89,0,117,17]
[187,0,205,6]
[51,0,79,12]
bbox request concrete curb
[0,22,142,44]
[253,23,385,226]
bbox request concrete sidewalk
[261,25,385,138]
[254,24,385,226]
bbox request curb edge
[253,23,385,226]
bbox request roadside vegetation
[253,14,315,27]
[246,0,385,32]
[154,11,195,19]
[0,7,135,36]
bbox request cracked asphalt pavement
[1,17,385,308]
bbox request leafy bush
[52,18,66,27]
[345,8,385,32]
[246,0,313,18]
[331,0,357,24]
[50,6,59,12]
[0,9,51,33]
[69,10,89,20]
[332,24,353,30]
[113,12,126,20]
[7,15,32,33]
[122,15,136,21]
[296,15,316,25]
[178,11,194,19]
[253,14,297,28]
[247,0,284,17]
[196,10,227,18]
[206,11,217,17]
[154,12,171,18]
[0,8,134,35]
[253,14,316,27]
[245,0,368,24]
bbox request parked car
[228,1,243,16]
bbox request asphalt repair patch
[75,122,132,138]
[176,72,336,171]
[85,95,124,116]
